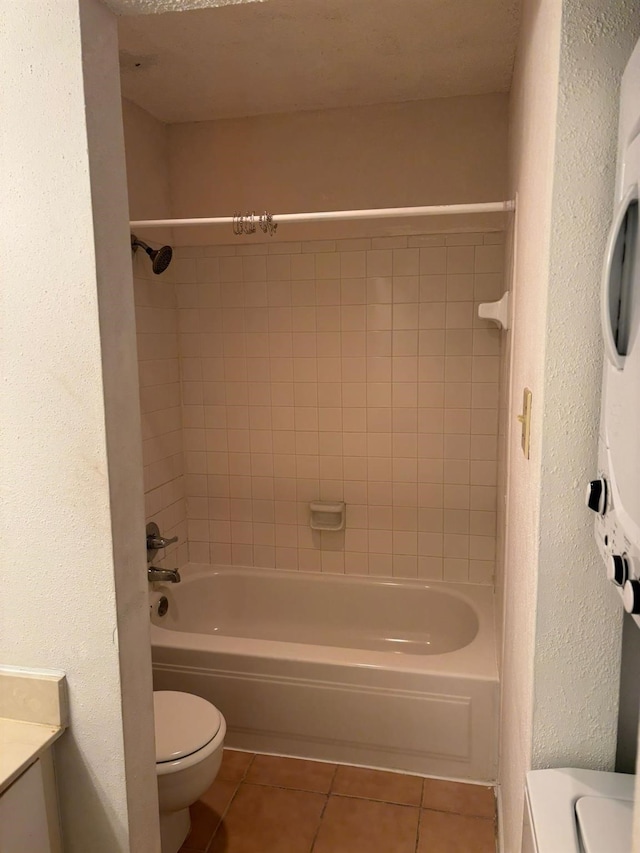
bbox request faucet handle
[148,533,179,549]
[146,522,178,555]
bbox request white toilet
[154,690,227,853]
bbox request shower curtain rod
[129,200,515,230]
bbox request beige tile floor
[179,750,496,853]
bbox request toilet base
[160,807,191,853]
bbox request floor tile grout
[328,791,422,809]
[220,779,496,816]
[203,754,255,853]
[232,779,429,808]
[239,779,335,795]
[326,763,339,796]
[308,764,341,853]
[421,807,495,820]
[413,810,422,853]
[187,750,496,853]
[242,752,256,777]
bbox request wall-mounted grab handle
[478,292,510,330]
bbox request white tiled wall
[167,231,503,583]
[133,253,188,568]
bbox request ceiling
[117,0,520,124]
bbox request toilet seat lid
[154,691,222,763]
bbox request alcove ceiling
[116,0,520,123]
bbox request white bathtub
[151,564,499,782]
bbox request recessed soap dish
[309,501,346,531]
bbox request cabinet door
[0,755,61,853]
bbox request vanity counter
[0,718,64,794]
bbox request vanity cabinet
[0,668,67,851]
[0,752,62,853]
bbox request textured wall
[117,2,518,124]
[499,1,562,849]
[82,2,160,847]
[533,0,640,765]
[501,2,640,851]
[122,98,173,246]
[167,94,509,244]
[0,1,159,850]
[173,231,503,581]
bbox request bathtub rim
[151,563,498,683]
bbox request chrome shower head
[131,235,173,275]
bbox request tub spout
[148,567,181,584]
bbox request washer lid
[526,768,636,852]
[154,691,222,763]
[576,796,633,853]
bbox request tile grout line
[202,782,240,853]
[240,780,336,795]
[233,781,496,820]
[325,791,423,810]
[414,778,425,853]
[421,806,496,821]
[239,778,425,809]
[326,763,340,797]
[308,763,340,853]
[200,752,496,853]
[226,779,437,810]
[203,753,256,853]
[225,759,495,813]
[413,802,423,853]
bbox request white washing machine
[587,36,640,625]
[523,768,635,852]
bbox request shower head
[131,235,173,275]
[149,244,173,275]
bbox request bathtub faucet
[148,567,181,584]
[146,521,178,556]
